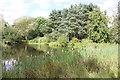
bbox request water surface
[3,44,85,78]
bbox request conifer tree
[48,3,99,40]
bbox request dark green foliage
[2,26,22,43]
[25,17,51,40]
[2,17,23,44]
[27,29,39,40]
[34,17,52,37]
[57,34,69,47]
[87,10,110,43]
[45,31,61,42]
[14,16,36,40]
[48,3,99,40]
[0,19,9,36]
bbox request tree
[1,15,22,44]
[118,1,120,44]
[110,15,119,43]
[34,17,51,37]
[2,26,22,42]
[48,3,99,40]
[1,15,13,40]
[0,14,9,35]
[14,16,36,40]
[110,2,120,43]
[87,10,110,43]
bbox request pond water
[2,44,116,78]
[2,44,50,71]
[2,44,86,78]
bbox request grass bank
[3,43,118,78]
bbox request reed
[2,43,118,78]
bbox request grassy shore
[3,43,118,78]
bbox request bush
[76,39,93,47]
[68,38,80,47]
[81,39,93,43]
[45,32,61,42]
[57,34,69,47]
[71,38,80,43]
[28,36,49,44]
[2,27,22,42]
[38,37,49,43]
[49,42,61,47]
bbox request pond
[2,44,118,78]
[2,44,90,78]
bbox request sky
[0,0,119,25]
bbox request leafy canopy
[87,10,110,43]
[48,3,100,40]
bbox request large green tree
[14,16,36,40]
[110,2,120,43]
[2,26,22,42]
[87,10,110,43]
[33,17,51,37]
[48,3,99,40]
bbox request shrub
[68,38,80,47]
[81,39,93,44]
[49,42,61,47]
[28,36,49,44]
[76,39,93,47]
[2,27,22,42]
[38,37,49,43]
[71,38,80,43]
[46,32,61,42]
[57,34,69,47]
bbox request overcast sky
[0,0,119,24]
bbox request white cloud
[0,0,29,24]
[32,11,49,19]
[97,0,119,17]
[53,0,81,3]
[0,0,52,24]
[53,0,70,3]
[32,0,51,9]
[0,0,119,25]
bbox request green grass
[3,43,118,78]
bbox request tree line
[1,3,119,44]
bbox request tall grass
[2,43,118,78]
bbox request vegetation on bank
[1,3,119,78]
[3,42,118,78]
[28,34,69,47]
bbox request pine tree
[48,3,99,40]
